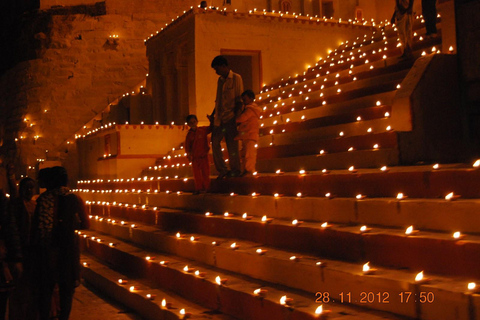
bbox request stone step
[262,27,441,95]
[84,204,480,279]
[80,221,478,320]
[79,164,480,199]
[81,254,234,320]
[80,230,408,320]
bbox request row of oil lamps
[79,219,480,319]
[85,206,468,240]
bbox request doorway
[220,50,262,94]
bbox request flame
[129,286,135,292]
[363,262,370,272]
[161,299,166,307]
[183,265,189,272]
[242,213,247,219]
[397,193,404,200]
[360,225,367,232]
[262,216,267,222]
[468,282,476,290]
[453,231,461,239]
[315,305,323,314]
[280,295,287,305]
[415,271,424,282]
[230,242,236,249]
[321,222,329,228]
[405,226,413,234]
[292,219,298,225]
[176,232,181,238]
[180,309,186,315]
[445,192,455,200]
[190,236,195,241]
[290,256,297,260]
[473,160,480,167]
[297,192,302,197]
[433,163,439,170]
[254,289,261,295]
[215,276,222,285]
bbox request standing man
[208,55,244,179]
[422,0,437,37]
[392,0,415,59]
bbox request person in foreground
[32,166,89,320]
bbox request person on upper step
[207,55,244,179]
[185,114,212,194]
[235,90,261,177]
[392,0,415,60]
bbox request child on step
[185,114,212,194]
[235,90,262,176]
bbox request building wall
[193,10,374,123]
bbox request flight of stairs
[74,14,479,320]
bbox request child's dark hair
[241,89,255,100]
[186,114,198,122]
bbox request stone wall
[0,1,200,177]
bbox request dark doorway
[221,50,262,94]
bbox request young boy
[235,90,262,176]
[185,115,212,194]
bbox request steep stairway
[74,13,478,320]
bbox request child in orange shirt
[185,115,212,194]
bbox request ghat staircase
[74,15,480,320]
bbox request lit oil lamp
[405,225,418,236]
[215,276,228,285]
[315,305,331,319]
[254,288,268,298]
[473,159,480,168]
[321,169,330,174]
[359,225,371,233]
[256,248,267,255]
[183,265,194,273]
[432,163,440,170]
[296,192,303,197]
[325,193,335,199]
[396,193,406,200]
[453,231,465,240]
[320,222,331,229]
[467,282,480,294]
[159,261,169,266]
[445,192,460,201]
[292,219,303,226]
[242,213,252,220]
[190,236,199,242]
[82,262,89,267]
[362,262,377,275]
[230,242,239,250]
[163,299,173,309]
[290,255,300,262]
[129,286,138,292]
[356,194,366,200]
[261,215,273,223]
[280,295,293,307]
[348,166,357,173]
[179,308,191,319]
[414,271,430,284]
[146,293,156,300]
[145,256,154,261]
[194,270,206,278]
[205,212,212,217]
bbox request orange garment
[185,126,212,191]
[235,102,261,141]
